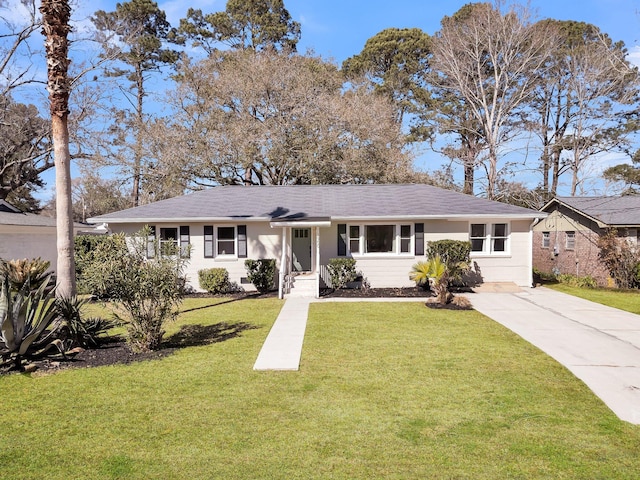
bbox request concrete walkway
[470,287,640,424]
[253,297,311,371]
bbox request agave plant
[0,273,62,370]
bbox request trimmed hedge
[198,268,230,294]
[245,259,276,293]
[327,258,358,289]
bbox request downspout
[279,227,287,299]
[315,226,320,298]
[529,218,540,288]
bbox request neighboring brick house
[533,196,640,286]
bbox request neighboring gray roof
[0,210,58,227]
[89,184,543,223]
[545,196,640,227]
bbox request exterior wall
[470,220,533,287]
[0,225,58,271]
[532,206,610,285]
[114,222,281,292]
[110,216,536,291]
[320,219,533,288]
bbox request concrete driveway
[470,286,640,424]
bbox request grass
[1,297,640,479]
[545,283,640,315]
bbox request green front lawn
[1,298,639,479]
[546,283,640,315]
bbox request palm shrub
[244,259,276,293]
[425,240,471,284]
[0,273,63,370]
[410,255,451,304]
[81,229,188,352]
[198,268,230,294]
[326,258,358,289]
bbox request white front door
[291,228,312,272]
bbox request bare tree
[530,20,640,196]
[430,2,553,199]
[152,50,413,188]
[40,0,75,297]
[0,0,41,96]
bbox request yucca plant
[55,296,116,348]
[0,273,62,370]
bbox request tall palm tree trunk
[41,0,76,297]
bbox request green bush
[426,240,471,283]
[75,235,111,294]
[198,268,230,294]
[327,258,358,289]
[244,259,276,293]
[557,273,597,289]
[81,228,189,352]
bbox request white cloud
[627,45,640,68]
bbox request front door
[291,228,312,272]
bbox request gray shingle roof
[550,196,640,227]
[89,184,543,223]
[0,210,58,227]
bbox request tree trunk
[41,0,76,298]
[53,114,76,297]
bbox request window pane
[366,225,394,253]
[160,228,177,241]
[493,223,506,237]
[204,226,213,258]
[493,238,506,252]
[349,226,359,238]
[400,238,411,253]
[471,224,485,238]
[349,239,360,253]
[218,227,234,240]
[400,225,410,237]
[218,241,235,255]
[542,232,550,248]
[217,226,235,255]
[471,239,485,252]
[566,232,575,250]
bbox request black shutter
[414,223,424,256]
[238,225,247,258]
[337,224,347,256]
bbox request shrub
[244,259,276,293]
[81,229,188,352]
[326,258,358,289]
[198,268,230,294]
[426,240,471,283]
[556,273,597,289]
[597,229,640,289]
[75,235,110,294]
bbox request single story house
[533,196,640,286]
[0,200,92,273]
[89,184,545,297]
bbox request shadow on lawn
[179,292,278,315]
[163,322,258,348]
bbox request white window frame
[542,231,550,248]
[346,223,414,257]
[216,225,237,257]
[469,222,511,256]
[565,231,575,250]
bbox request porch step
[286,275,317,298]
